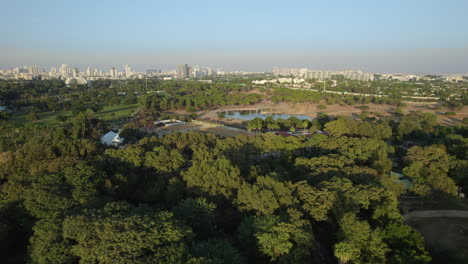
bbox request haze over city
[1,0,467,74]
[1,1,468,263]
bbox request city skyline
[1,0,468,73]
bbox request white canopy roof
[101,131,124,146]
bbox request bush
[463,117,468,124]
[56,114,68,123]
[358,111,369,120]
[357,105,369,110]
[26,112,40,121]
[445,111,456,116]
[217,112,226,119]
[317,104,327,109]
[395,107,404,116]
[0,111,11,121]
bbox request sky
[1,0,467,73]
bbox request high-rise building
[124,65,132,78]
[48,67,56,77]
[177,64,190,79]
[73,68,79,78]
[191,65,199,77]
[26,65,40,75]
[60,64,71,77]
[110,67,117,78]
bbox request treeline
[0,79,140,114]
[269,87,406,106]
[0,109,467,263]
[141,90,263,112]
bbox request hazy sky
[1,0,467,73]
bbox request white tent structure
[101,131,124,146]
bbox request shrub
[217,112,226,119]
[395,107,404,116]
[317,104,327,109]
[445,111,456,116]
[358,111,369,120]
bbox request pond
[221,110,311,120]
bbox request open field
[160,123,203,132]
[8,104,139,128]
[159,121,251,137]
[199,127,251,137]
[192,100,467,126]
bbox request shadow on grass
[98,105,137,115]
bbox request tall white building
[110,67,117,78]
[60,64,71,77]
[124,65,132,78]
[191,65,200,78]
[72,68,79,78]
[25,65,40,75]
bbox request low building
[101,131,124,146]
[153,119,186,127]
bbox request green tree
[28,217,75,264]
[217,112,226,119]
[182,158,241,198]
[145,146,185,173]
[236,176,293,215]
[403,145,457,197]
[251,215,314,261]
[124,93,138,105]
[324,119,350,137]
[63,202,192,264]
[173,198,216,238]
[89,104,104,113]
[26,111,40,121]
[295,181,335,221]
[335,213,389,263]
[55,114,68,123]
[0,111,11,121]
[71,112,101,139]
[190,239,244,264]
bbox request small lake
[221,110,311,120]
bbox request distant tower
[177,64,190,79]
[192,65,200,78]
[60,64,71,77]
[124,65,132,78]
[72,68,80,78]
[110,67,117,78]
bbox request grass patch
[9,104,139,128]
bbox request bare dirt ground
[192,100,467,126]
[159,122,250,137]
[160,123,203,132]
[199,127,250,137]
[407,217,468,262]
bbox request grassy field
[8,104,139,128]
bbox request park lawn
[94,104,139,121]
[9,104,139,128]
